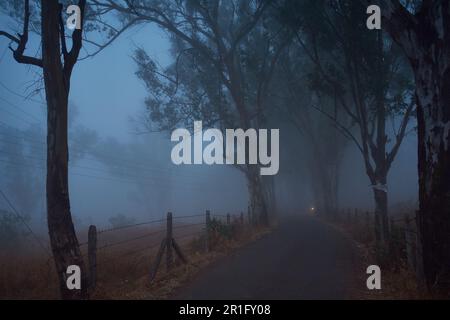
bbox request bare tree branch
[1,0,43,68]
[386,98,415,170]
[64,0,87,77]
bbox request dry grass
[323,214,428,299]
[0,252,59,299]
[0,219,270,300]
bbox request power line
[0,80,46,106]
[0,157,217,192]
[0,122,180,175]
[0,189,52,258]
[0,128,206,180]
[0,86,204,179]
[0,45,8,64]
[0,105,37,126]
[0,114,225,182]
[0,95,44,123]
[0,148,210,190]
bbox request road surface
[175,215,360,299]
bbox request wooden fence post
[88,225,97,289]
[247,206,251,225]
[404,215,417,272]
[150,211,188,282]
[166,212,173,271]
[150,238,166,281]
[347,208,351,223]
[227,213,230,225]
[354,208,359,224]
[205,210,211,252]
[240,212,244,225]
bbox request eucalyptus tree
[271,43,350,219]
[93,0,291,225]
[284,0,415,249]
[0,0,90,299]
[373,0,450,293]
[0,0,128,299]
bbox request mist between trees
[0,0,449,298]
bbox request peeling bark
[415,57,450,292]
[381,0,450,293]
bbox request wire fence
[83,209,251,289]
[338,207,423,283]
[96,218,166,235]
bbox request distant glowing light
[310,207,315,212]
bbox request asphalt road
[175,215,359,300]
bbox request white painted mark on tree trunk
[371,183,387,193]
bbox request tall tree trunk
[372,180,389,248]
[246,166,269,226]
[414,55,450,294]
[263,175,277,219]
[380,0,450,293]
[42,0,87,299]
[373,29,389,251]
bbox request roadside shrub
[209,218,232,240]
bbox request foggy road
[175,216,359,300]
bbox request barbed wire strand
[97,229,165,251]
[95,242,162,268]
[172,213,205,220]
[97,218,166,234]
[172,222,205,230]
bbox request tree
[94,0,289,225]
[0,0,88,299]
[272,42,350,219]
[377,0,450,293]
[285,0,415,249]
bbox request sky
[0,10,419,231]
[0,14,248,229]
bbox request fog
[0,7,418,235]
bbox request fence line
[96,229,165,251]
[94,242,162,269]
[172,214,205,220]
[339,207,422,285]
[86,209,249,289]
[172,222,205,230]
[96,218,166,235]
